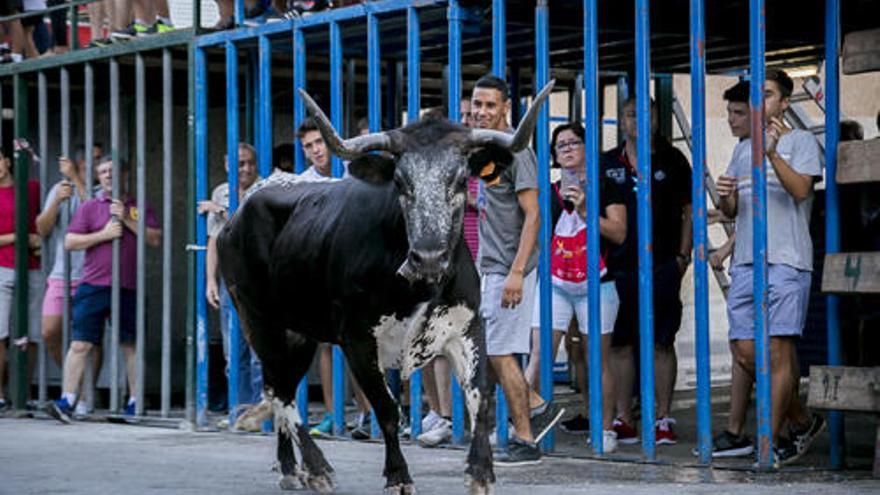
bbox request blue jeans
[219,280,263,405]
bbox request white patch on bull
[273,397,304,437]
[372,303,476,382]
[241,171,338,206]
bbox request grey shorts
[727,264,812,341]
[481,269,537,356]
[0,267,45,343]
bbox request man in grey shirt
[472,74,561,466]
[716,69,825,465]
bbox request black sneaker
[792,413,826,456]
[494,436,541,467]
[699,430,754,458]
[559,414,589,435]
[774,437,801,466]
[529,401,565,443]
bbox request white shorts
[0,267,45,342]
[481,270,537,356]
[531,281,619,335]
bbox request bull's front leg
[444,314,495,495]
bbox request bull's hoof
[464,476,494,495]
[383,483,416,495]
[278,474,303,490]
[306,473,336,493]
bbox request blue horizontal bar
[195,0,445,48]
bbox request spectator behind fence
[46,157,161,423]
[292,118,349,437]
[36,147,103,418]
[715,69,826,465]
[0,2,31,62]
[524,121,627,453]
[602,97,693,447]
[0,148,43,411]
[471,73,563,466]
[198,142,265,426]
[85,0,173,47]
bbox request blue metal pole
[489,0,509,450]
[749,0,772,469]
[824,0,844,470]
[689,0,712,465]
[635,0,656,460]
[330,20,346,437]
[246,54,255,148]
[195,47,210,429]
[406,5,424,439]
[293,26,307,174]
[368,11,382,440]
[234,0,244,26]
[259,35,272,178]
[584,0,604,454]
[447,0,465,446]
[535,0,554,453]
[226,40,242,424]
[491,0,505,78]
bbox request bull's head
[299,80,554,284]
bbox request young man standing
[472,74,562,465]
[715,70,825,465]
[46,158,161,422]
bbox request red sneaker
[655,417,677,445]
[612,417,639,444]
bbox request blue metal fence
[189,0,846,468]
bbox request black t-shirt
[600,138,692,274]
[547,174,625,279]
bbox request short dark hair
[766,68,794,98]
[273,143,295,172]
[296,117,319,139]
[355,117,370,137]
[473,74,509,102]
[723,80,750,104]
[840,120,864,142]
[550,122,585,167]
[622,96,657,110]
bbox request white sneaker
[421,410,442,433]
[73,400,89,419]
[417,418,452,447]
[603,430,618,453]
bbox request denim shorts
[71,283,136,345]
[480,270,537,356]
[727,264,812,340]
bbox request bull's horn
[298,89,397,160]
[468,79,556,152]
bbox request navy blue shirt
[600,137,692,275]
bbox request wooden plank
[807,366,880,412]
[822,252,880,294]
[843,28,880,75]
[838,139,880,184]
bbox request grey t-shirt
[725,129,823,271]
[477,144,540,275]
[43,182,86,281]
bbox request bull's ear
[349,154,397,184]
[467,144,513,186]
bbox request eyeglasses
[555,140,583,151]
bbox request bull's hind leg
[342,340,414,495]
[444,315,495,495]
[229,288,335,492]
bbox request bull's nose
[410,249,449,274]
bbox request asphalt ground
[1,417,877,495]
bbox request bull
[217,81,554,494]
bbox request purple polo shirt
[67,192,159,290]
